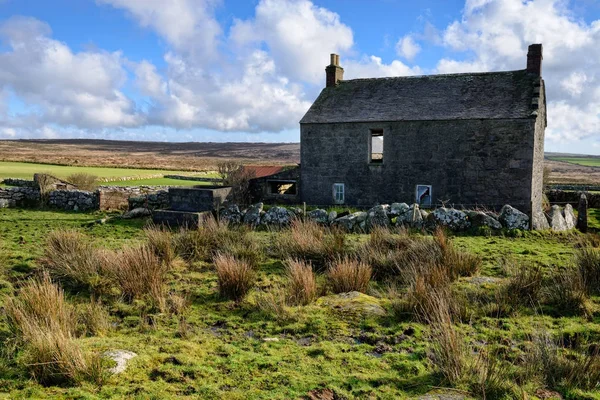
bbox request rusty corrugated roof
[243,165,285,179]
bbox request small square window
[370,129,383,163]
[333,183,345,204]
[416,185,432,207]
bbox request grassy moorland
[1,208,600,399]
[548,156,600,168]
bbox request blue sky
[0,0,599,154]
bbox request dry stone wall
[0,187,40,207]
[48,190,98,211]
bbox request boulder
[122,207,151,219]
[499,205,529,230]
[261,206,295,227]
[307,209,329,224]
[243,202,263,226]
[220,204,243,225]
[365,204,390,230]
[327,210,338,223]
[0,198,14,208]
[396,203,423,228]
[389,202,409,216]
[104,350,137,374]
[331,211,367,232]
[549,205,568,232]
[428,208,470,231]
[563,204,576,230]
[466,210,502,230]
[317,291,386,317]
[532,210,550,230]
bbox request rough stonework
[428,208,470,231]
[0,187,40,207]
[532,210,550,230]
[466,210,502,230]
[261,206,295,228]
[578,193,588,233]
[220,204,244,225]
[499,205,530,230]
[243,203,264,227]
[48,190,98,211]
[307,209,329,224]
[365,204,390,230]
[549,205,568,231]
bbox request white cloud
[344,55,422,79]
[0,16,141,129]
[230,0,353,84]
[436,0,600,143]
[396,35,421,61]
[97,0,222,59]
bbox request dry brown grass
[213,253,256,301]
[328,257,372,294]
[496,260,544,314]
[285,259,317,306]
[254,285,293,322]
[275,219,346,270]
[42,230,109,295]
[574,246,600,295]
[5,274,106,386]
[145,224,176,267]
[104,245,168,310]
[66,173,97,191]
[77,301,111,337]
[545,267,592,317]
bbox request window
[333,183,345,204]
[415,185,432,208]
[267,180,297,195]
[370,129,383,163]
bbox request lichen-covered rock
[532,210,550,230]
[331,211,367,232]
[104,350,137,374]
[243,202,263,226]
[0,198,14,208]
[499,205,529,230]
[428,208,470,231]
[328,210,337,223]
[220,204,243,225]
[466,210,502,230]
[396,203,423,228]
[317,291,386,317]
[122,207,151,219]
[307,209,329,224]
[389,202,409,216]
[261,206,295,227]
[365,204,390,230]
[549,205,568,231]
[563,204,576,230]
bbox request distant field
[0,161,218,186]
[548,156,600,167]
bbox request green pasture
[549,156,600,167]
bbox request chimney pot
[325,53,344,88]
[527,43,543,76]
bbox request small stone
[104,350,137,374]
[262,337,280,342]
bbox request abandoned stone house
[299,44,546,221]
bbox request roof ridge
[340,69,527,83]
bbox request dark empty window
[370,129,383,163]
[416,185,432,208]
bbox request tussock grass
[254,285,292,322]
[144,224,176,267]
[77,300,111,337]
[104,245,168,310]
[285,259,317,306]
[545,267,592,317]
[496,260,544,314]
[42,230,109,295]
[66,173,97,191]
[574,246,600,295]
[214,253,256,301]
[328,257,371,294]
[175,218,262,267]
[5,274,106,386]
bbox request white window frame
[333,183,345,204]
[415,184,432,208]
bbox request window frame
[332,183,345,204]
[415,184,433,208]
[369,128,384,164]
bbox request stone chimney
[325,53,344,88]
[527,44,543,76]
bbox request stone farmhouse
[299,44,546,222]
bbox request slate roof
[300,69,541,124]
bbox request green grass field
[549,156,600,167]
[0,161,218,186]
[1,208,600,399]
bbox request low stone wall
[546,189,600,208]
[128,190,169,210]
[164,175,223,183]
[1,178,36,187]
[49,190,98,211]
[0,187,40,207]
[97,186,171,210]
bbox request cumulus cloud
[344,55,422,79]
[436,0,600,144]
[0,16,141,129]
[396,35,421,61]
[230,0,353,84]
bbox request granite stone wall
[0,186,40,207]
[300,118,539,213]
[48,190,98,211]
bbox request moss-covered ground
[1,208,600,399]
